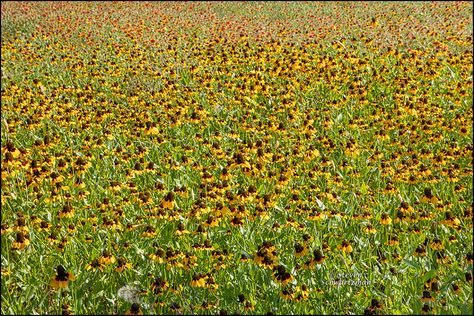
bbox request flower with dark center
[466,272,473,283]
[125,303,142,315]
[12,231,30,250]
[151,276,169,295]
[421,290,435,302]
[338,240,353,253]
[85,258,104,272]
[273,265,292,285]
[162,192,175,209]
[116,257,132,273]
[421,303,431,313]
[294,242,308,258]
[51,265,75,289]
[371,299,383,309]
[313,249,326,264]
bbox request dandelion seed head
[118,284,142,304]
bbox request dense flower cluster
[1,1,472,315]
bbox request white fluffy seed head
[117,284,141,304]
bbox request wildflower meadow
[1,1,473,315]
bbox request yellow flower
[13,217,29,233]
[295,284,310,301]
[420,291,435,303]
[273,265,293,285]
[191,274,207,288]
[161,192,175,209]
[115,258,132,272]
[439,212,460,227]
[85,259,105,272]
[149,245,166,262]
[51,265,75,289]
[294,242,308,258]
[337,240,353,253]
[421,188,439,203]
[429,238,443,250]
[363,224,377,234]
[280,287,294,300]
[175,221,190,235]
[385,236,399,246]
[308,211,325,221]
[99,251,116,265]
[125,303,143,315]
[144,126,160,136]
[380,213,392,225]
[151,276,169,295]
[12,232,30,250]
[142,225,156,237]
[58,204,74,219]
[1,224,13,234]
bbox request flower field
[1,1,473,315]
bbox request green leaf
[422,269,437,283]
[403,259,420,269]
